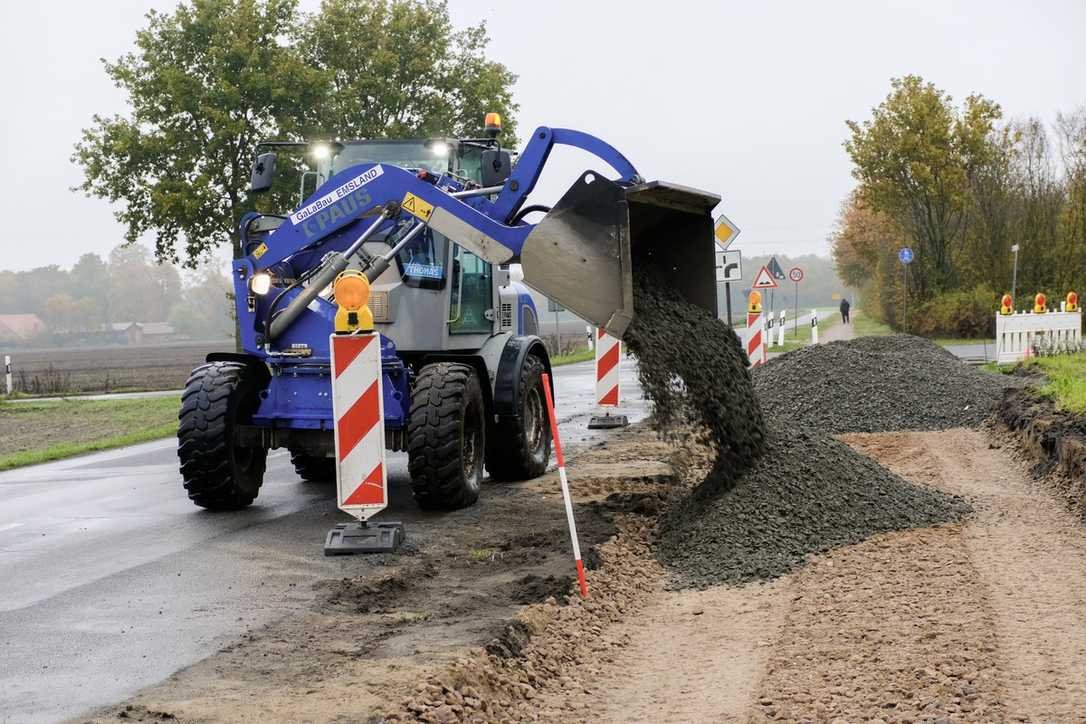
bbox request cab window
[449,246,493,334]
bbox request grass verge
[0,396,179,471]
[550,348,595,366]
[1017,354,1086,413]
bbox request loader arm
[239,126,719,341]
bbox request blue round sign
[899,247,914,265]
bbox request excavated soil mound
[754,335,1011,433]
[657,425,972,587]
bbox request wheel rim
[524,385,545,455]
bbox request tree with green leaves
[301,0,518,142]
[74,0,519,268]
[74,0,323,264]
[844,75,1003,299]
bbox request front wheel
[406,362,486,510]
[177,361,267,510]
[486,354,551,481]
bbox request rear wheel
[407,362,486,510]
[290,451,335,482]
[486,354,551,481]
[178,361,267,510]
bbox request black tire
[177,361,267,510]
[407,362,486,510]
[486,354,551,481]
[290,451,335,482]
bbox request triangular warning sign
[766,256,786,280]
[751,265,779,290]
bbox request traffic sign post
[714,215,742,326]
[715,250,742,327]
[899,248,913,331]
[788,267,804,340]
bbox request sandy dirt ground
[80,426,1086,723]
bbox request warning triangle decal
[751,265,779,289]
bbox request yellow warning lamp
[333,270,374,333]
[748,290,762,313]
[484,112,502,138]
[1034,292,1047,314]
[1000,293,1013,315]
[1067,291,1078,312]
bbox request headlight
[250,272,272,295]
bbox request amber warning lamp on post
[333,270,374,333]
[1067,291,1078,312]
[748,290,762,313]
[1000,293,1013,315]
[1034,293,1047,314]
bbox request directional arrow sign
[715,250,742,282]
[714,213,741,250]
[751,265,779,290]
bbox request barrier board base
[323,521,405,555]
[588,412,629,429]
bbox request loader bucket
[519,172,721,339]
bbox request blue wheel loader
[178,116,722,510]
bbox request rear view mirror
[250,152,278,193]
[481,149,512,187]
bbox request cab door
[447,245,495,343]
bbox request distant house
[0,313,46,340]
[110,321,176,345]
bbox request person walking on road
[840,297,851,324]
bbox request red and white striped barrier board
[746,311,766,366]
[541,372,589,598]
[595,327,621,408]
[330,332,387,521]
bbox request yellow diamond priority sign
[714,213,741,250]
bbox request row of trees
[0,246,232,344]
[73,0,517,267]
[832,75,1086,337]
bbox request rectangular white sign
[290,165,384,226]
[715,250,742,282]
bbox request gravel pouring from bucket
[519,172,720,339]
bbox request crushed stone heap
[754,335,1012,433]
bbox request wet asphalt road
[0,359,644,723]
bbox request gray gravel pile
[622,289,978,587]
[657,425,972,587]
[625,274,766,496]
[754,335,1010,433]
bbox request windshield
[332,141,452,176]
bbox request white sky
[1,0,1083,271]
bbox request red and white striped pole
[746,291,766,366]
[540,372,589,598]
[589,327,628,428]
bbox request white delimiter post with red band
[588,327,629,429]
[324,332,404,555]
[746,308,766,366]
[541,372,590,598]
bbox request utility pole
[1011,243,1020,310]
